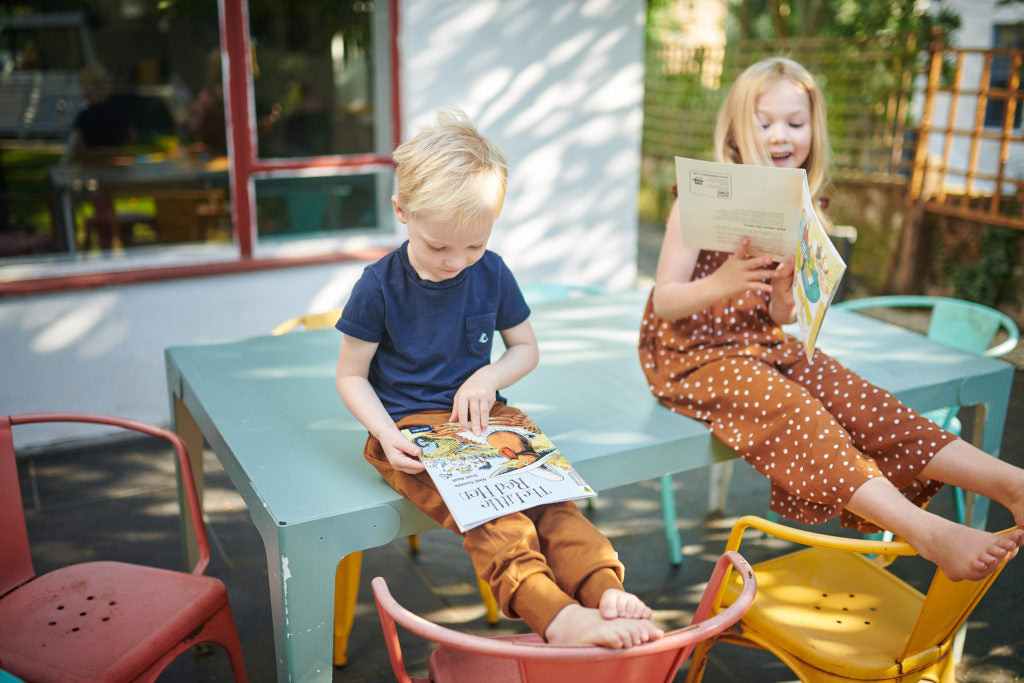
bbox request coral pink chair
[0,412,249,683]
[371,550,756,683]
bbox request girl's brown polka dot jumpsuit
[638,250,955,532]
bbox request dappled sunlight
[242,364,335,380]
[587,61,644,113]
[574,430,657,447]
[468,67,515,113]
[307,269,361,314]
[401,0,643,289]
[486,62,548,133]
[30,293,119,354]
[77,317,132,360]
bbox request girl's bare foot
[598,588,653,620]
[545,604,664,648]
[908,520,1023,581]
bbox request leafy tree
[728,0,960,44]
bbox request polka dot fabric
[638,250,955,532]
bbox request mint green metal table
[164,289,1013,683]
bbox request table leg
[964,402,997,531]
[659,474,683,566]
[273,527,346,683]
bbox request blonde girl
[639,57,1023,581]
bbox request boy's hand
[380,431,426,474]
[451,366,498,435]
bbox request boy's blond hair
[713,57,830,201]
[393,108,507,228]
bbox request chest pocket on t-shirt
[465,313,497,359]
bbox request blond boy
[335,109,662,647]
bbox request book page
[793,175,847,362]
[674,156,805,260]
[402,417,595,532]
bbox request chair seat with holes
[0,561,233,683]
[718,548,923,678]
[0,412,247,683]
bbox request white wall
[0,262,368,449]
[400,0,645,290]
[0,0,646,448]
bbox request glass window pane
[0,4,230,259]
[255,173,383,236]
[249,1,378,158]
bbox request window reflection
[250,1,377,159]
[0,0,391,265]
[255,174,379,235]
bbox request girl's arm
[451,318,539,435]
[652,197,780,322]
[768,258,798,325]
[335,335,425,474]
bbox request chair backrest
[372,550,756,683]
[900,538,1010,660]
[0,416,35,596]
[271,307,344,335]
[0,413,212,589]
[834,295,1019,358]
[928,298,1012,356]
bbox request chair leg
[202,604,251,683]
[683,636,715,682]
[477,575,500,624]
[333,552,362,667]
[660,474,683,566]
[407,533,420,554]
[952,486,966,525]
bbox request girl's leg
[846,476,1023,581]
[919,439,1024,528]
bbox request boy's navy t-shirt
[337,241,530,421]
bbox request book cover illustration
[401,413,595,532]
[674,155,846,361]
[793,178,846,363]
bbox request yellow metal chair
[685,515,1016,683]
[272,308,499,667]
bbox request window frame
[0,0,400,297]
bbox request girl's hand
[380,430,426,474]
[711,238,777,298]
[769,257,797,324]
[451,366,498,435]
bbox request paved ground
[13,222,1024,681]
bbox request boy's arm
[335,334,425,474]
[451,318,539,435]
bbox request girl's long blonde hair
[713,57,830,206]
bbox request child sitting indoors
[336,108,663,647]
[639,57,1024,581]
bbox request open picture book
[675,156,847,361]
[401,414,595,532]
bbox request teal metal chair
[658,295,1020,566]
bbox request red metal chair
[0,412,249,683]
[371,550,757,683]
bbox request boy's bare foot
[908,520,1023,581]
[545,604,664,648]
[598,588,653,620]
